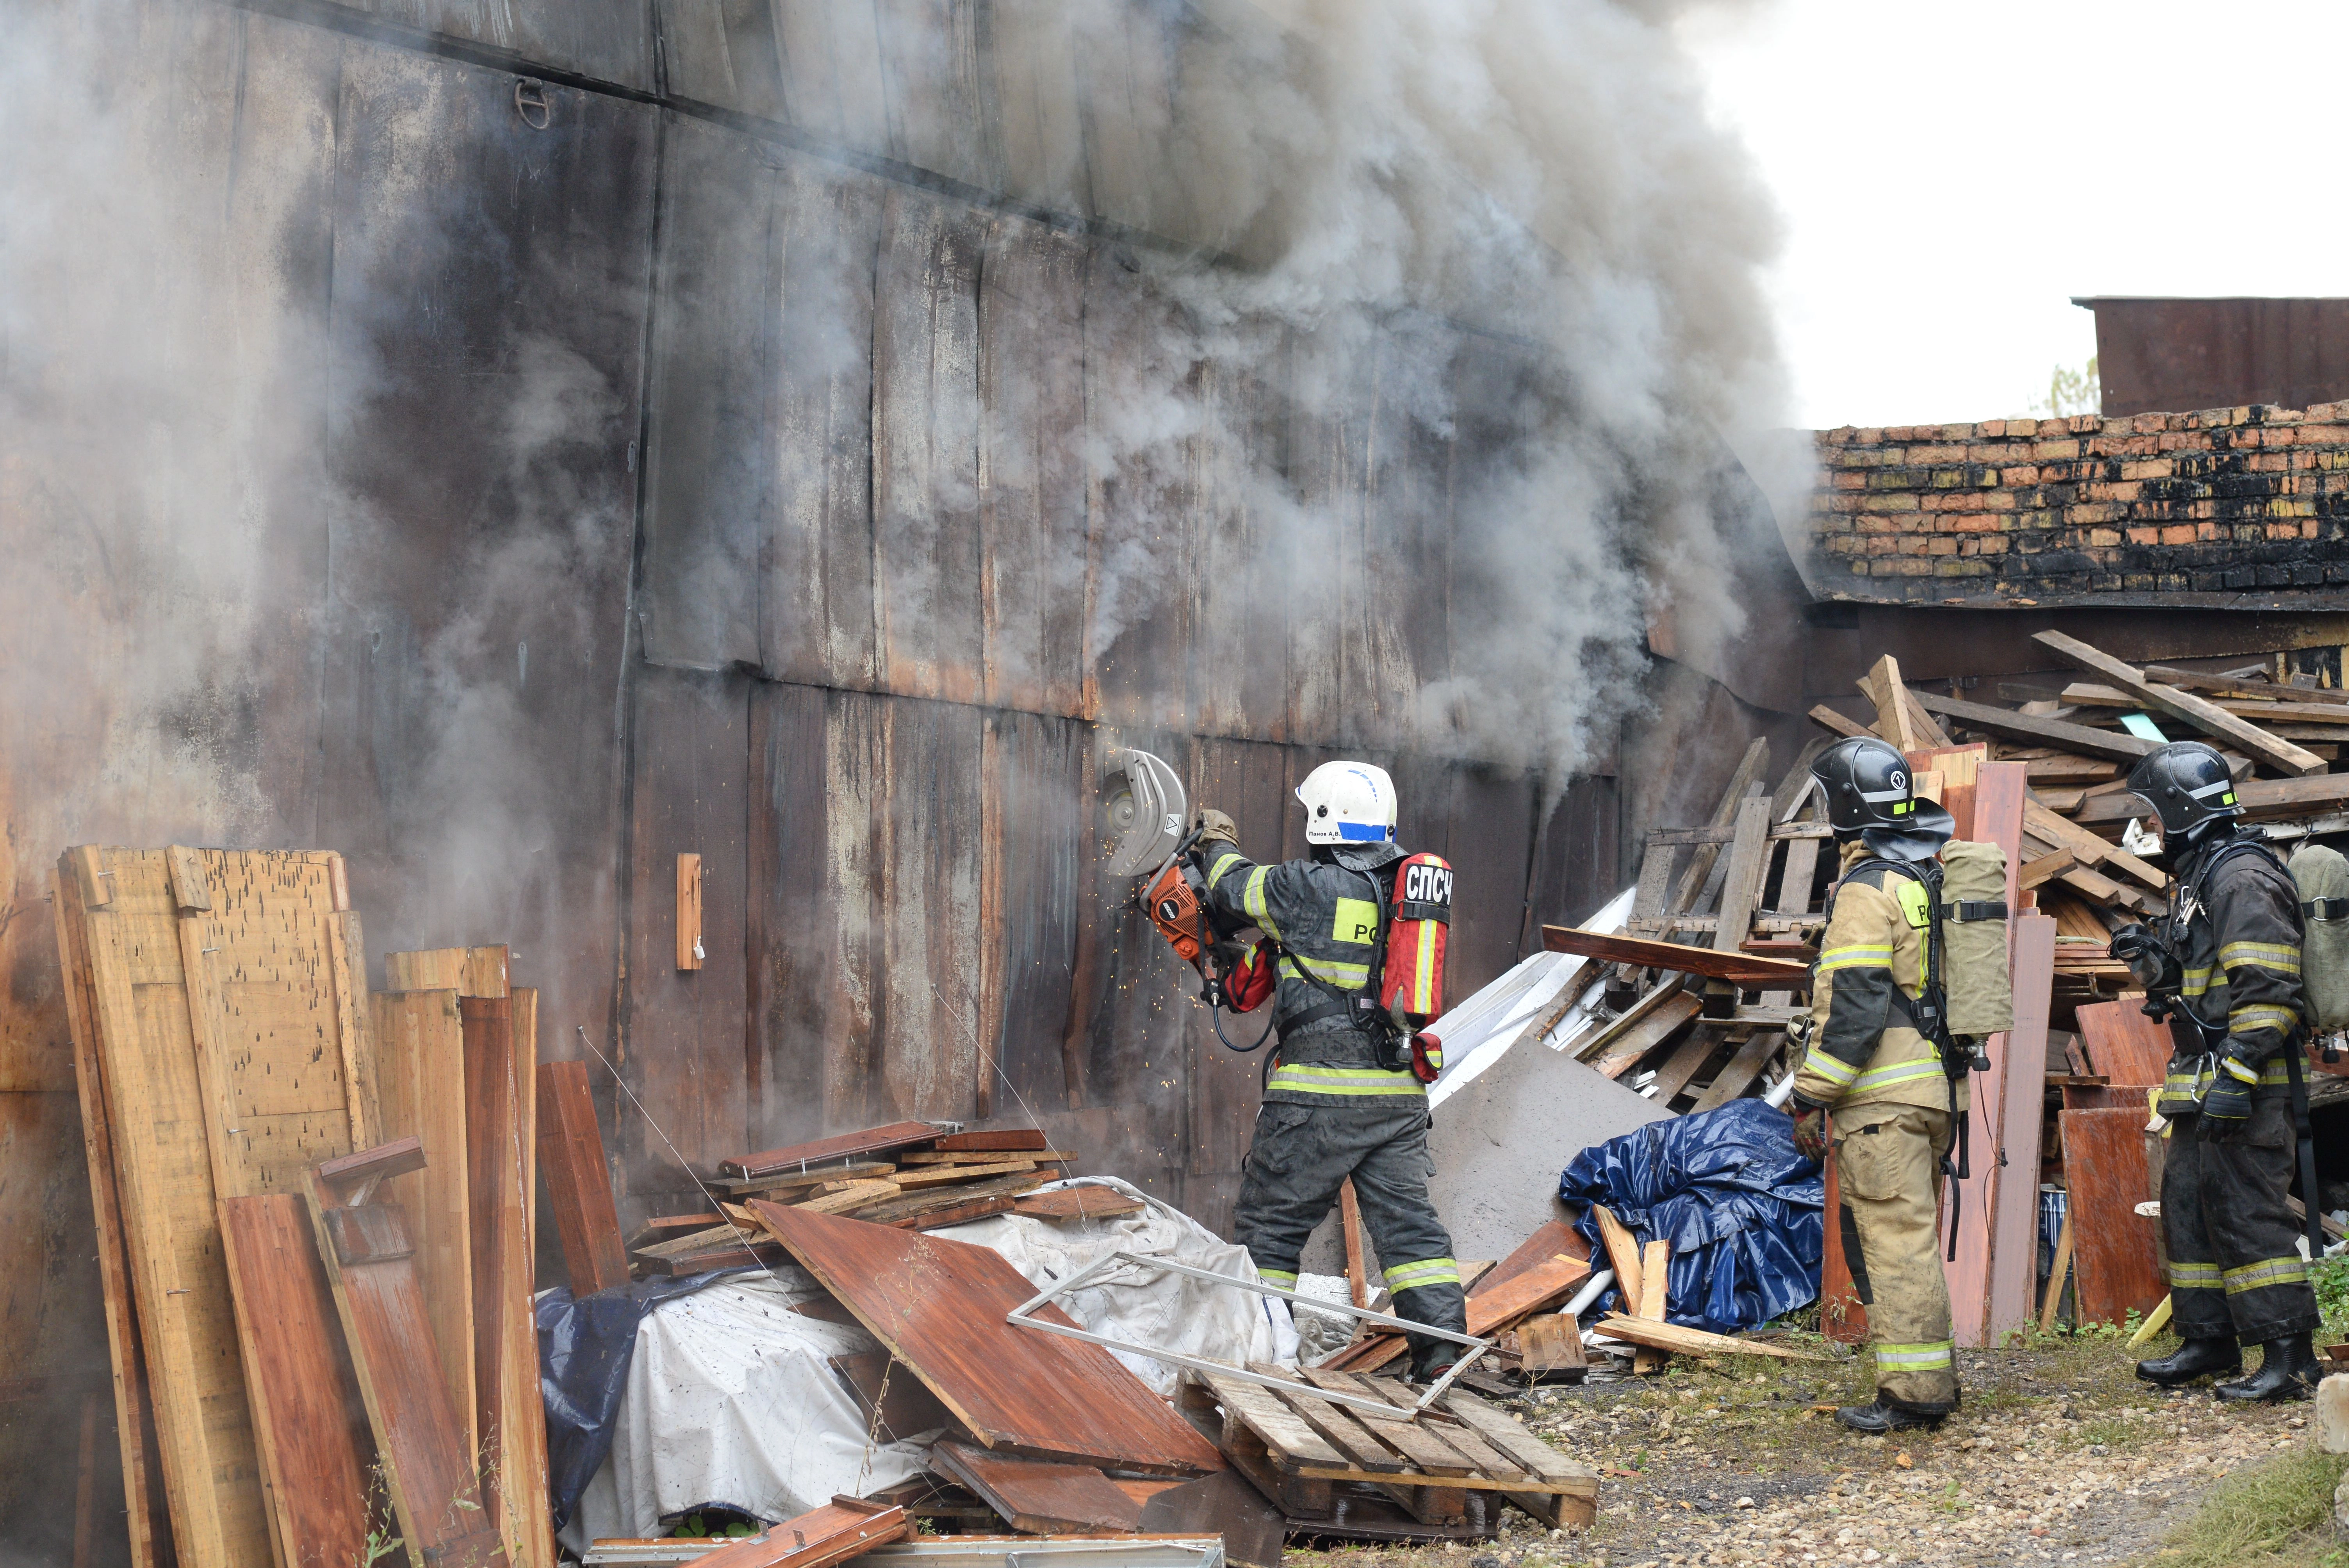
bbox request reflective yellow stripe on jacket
[1265,1064,1426,1098]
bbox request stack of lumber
[52,845,558,1568]
[623,1124,1111,1277]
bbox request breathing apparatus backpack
[1835,840,2011,1251]
[2289,843,2349,1035]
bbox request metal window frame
[1003,1249,1491,1420]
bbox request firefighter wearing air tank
[2114,741,2323,1403]
[1188,761,1468,1381]
[1792,736,2010,1435]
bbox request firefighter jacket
[1200,841,1422,1104]
[2154,831,2314,1117]
[1793,839,1970,1117]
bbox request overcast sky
[1681,2,2349,431]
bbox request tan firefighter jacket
[1793,839,1970,1117]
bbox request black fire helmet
[2125,740,2242,846]
[1809,734,1956,862]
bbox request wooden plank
[1340,1176,1369,1307]
[1857,655,1917,751]
[726,1122,943,1178]
[1008,1187,1146,1222]
[1909,690,2158,763]
[510,987,556,1568]
[1821,1114,1864,1344]
[164,845,212,912]
[1437,1387,1599,1497]
[1336,1253,1593,1374]
[383,946,511,999]
[372,990,476,1453]
[677,852,706,970]
[718,1164,901,1196]
[50,866,166,1568]
[1985,914,2056,1342]
[1641,1029,1720,1106]
[1594,1315,1832,1361]
[2074,999,2175,1087]
[930,1441,1141,1532]
[1568,977,1691,1064]
[2019,849,2076,889]
[1517,1313,1585,1375]
[688,1502,909,1568]
[1711,795,1773,953]
[1686,1030,1783,1114]
[2148,663,2349,707]
[1194,1372,1349,1471]
[69,850,289,1566]
[1636,1242,1668,1321]
[889,1159,1038,1189]
[1476,1221,1590,1297]
[463,995,555,1568]
[2039,1209,2075,1331]
[1808,704,1874,741]
[2033,629,2326,776]
[898,1149,1074,1165]
[219,1194,374,1568]
[1540,927,1808,986]
[1668,738,1771,914]
[2023,799,2165,890]
[538,1057,632,1295]
[307,1164,507,1568]
[1632,839,1677,917]
[852,1172,1044,1227]
[1592,1205,1643,1312]
[1243,1374,1410,1474]
[750,1201,1224,1475]
[1290,1372,1477,1479]
[929,1129,1050,1153]
[2058,1109,2167,1325]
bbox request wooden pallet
[1176,1367,1595,1532]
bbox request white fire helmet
[1297,761,1398,846]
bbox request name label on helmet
[1403,862,1454,907]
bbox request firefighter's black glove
[1195,808,1240,849]
[2200,1045,2262,1122]
[1789,1101,1829,1162]
[2108,923,2178,993]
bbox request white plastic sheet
[559,1269,932,1552]
[932,1176,1291,1392]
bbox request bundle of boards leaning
[52,846,559,1568]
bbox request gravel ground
[1286,1333,2321,1568]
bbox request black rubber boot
[2135,1336,2243,1387]
[2215,1334,2321,1402]
[1408,1349,1460,1385]
[1834,1396,1944,1435]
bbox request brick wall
[1807,403,2349,603]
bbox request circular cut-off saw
[1101,749,1279,1035]
[1101,748,1190,879]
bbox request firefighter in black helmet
[2114,741,2322,1401]
[1792,736,1966,1433]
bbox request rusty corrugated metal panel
[2080,296,2349,416]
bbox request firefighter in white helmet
[1188,761,1469,1380]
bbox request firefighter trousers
[1233,1098,1467,1369]
[2162,1102,2320,1344]
[1835,1104,1959,1414]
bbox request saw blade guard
[1102,747,1189,878]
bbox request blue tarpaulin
[1557,1098,1823,1334]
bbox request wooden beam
[537,1058,631,1295]
[2078,767,2349,825]
[1686,1030,1785,1114]
[677,852,705,970]
[1541,925,1809,986]
[1712,795,1773,954]
[1339,1178,1369,1309]
[1592,1205,1643,1309]
[1909,690,2158,763]
[371,991,476,1452]
[1595,1315,1832,1362]
[1808,704,1875,741]
[2146,663,2349,708]
[2032,629,2326,776]
[2018,849,2076,890]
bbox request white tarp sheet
[929,1176,1292,1392]
[563,1176,1289,1548]
[560,1268,932,1553]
